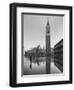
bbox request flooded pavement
[22,57,61,75]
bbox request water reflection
[23,50,62,75]
[46,56,51,74]
[23,56,46,75]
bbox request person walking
[30,54,32,69]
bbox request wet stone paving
[23,57,61,75]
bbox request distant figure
[29,55,32,69]
[30,55,32,63]
[30,63,32,69]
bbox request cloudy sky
[23,14,63,51]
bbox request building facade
[54,39,63,72]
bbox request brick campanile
[46,18,51,74]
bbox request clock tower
[46,18,51,74]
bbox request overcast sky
[23,14,63,51]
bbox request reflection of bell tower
[46,18,51,74]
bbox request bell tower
[46,18,51,74]
[46,18,51,56]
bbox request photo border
[10,3,72,87]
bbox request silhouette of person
[29,55,32,69]
[30,55,32,63]
[30,63,32,69]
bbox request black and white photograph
[22,14,63,75]
[10,3,72,87]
